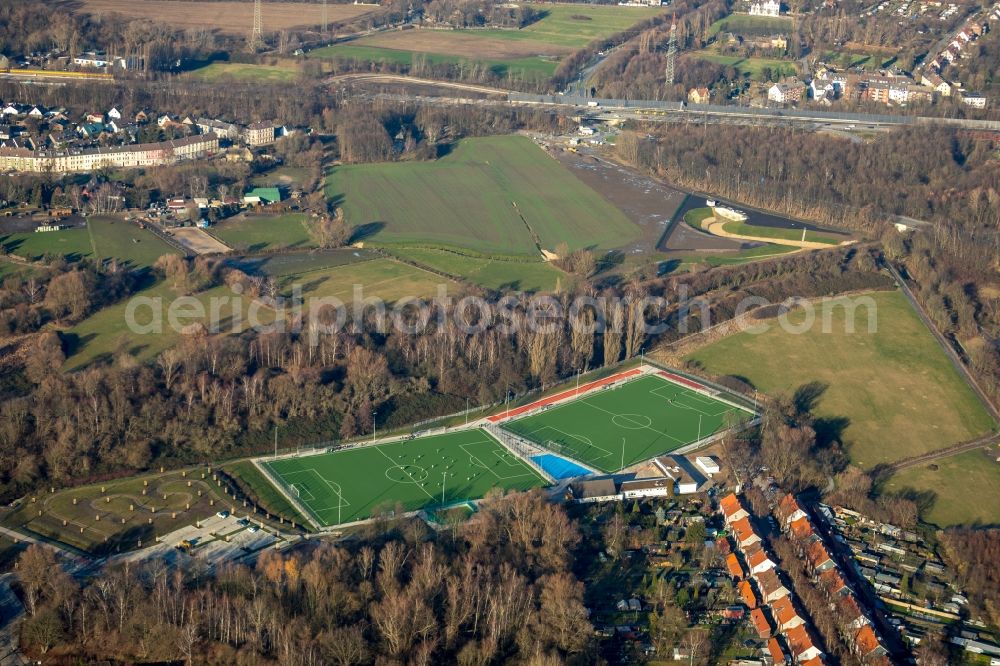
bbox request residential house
[78,122,105,139]
[818,568,851,597]
[789,516,818,543]
[85,112,104,123]
[749,0,781,15]
[766,637,786,664]
[244,121,275,146]
[768,80,804,104]
[196,118,241,141]
[770,595,804,632]
[720,494,749,524]
[962,92,987,108]
[785,624,823,662]
[73,52,108,68]
[854,625,887,659]
[744,543,777,575]
[806,541,836,573]
[687,87,711,104]
[750,607,772,639]
[920,71,952,96]
[107,107,122,120]
[754,569,789,604]
[731,516,761,549]
[776,495,806,528]
[726,552,746,580]
[2,103,28,117]
[27,106,46,118]
[738,579,759,608]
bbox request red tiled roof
[739,580,759,608]
[750,607,772,638]
[726,553,745,579]
[731,516,758,545]
[855,625,881,655]
[767,637,785,663]
[747,546,772,570]
[801,657,824,666]
[776,493,802,522]
[720,493,744,518]
[789,515,815,540]
[785,624,817,658]
[771,595,800,628]
[819,567,849,595]
[806,541,833,568]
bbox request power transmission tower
[664,14,677,87]
[322,0,329,35]
[249,0,263,50]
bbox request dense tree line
[13,491,593,663]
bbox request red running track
[487,368,643,422]
[657,371,708,392]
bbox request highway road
[331,73,1000,131]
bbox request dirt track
[171,227,231,255]
[72,0,374,34]
[704,217,831,250]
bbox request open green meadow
[213,213,316,252]
[687,291,996,468]
[63,258,449,369]
[709,14,793,35]
[473,4,665,47]
[1,217,178,268]
[502,374,752,473]
[185,62,301,83]
[276,258,453,303]
[327,135,640,255]
[314,4,663,76]
[316,44,558,79]
[884,449,1000,527]
[390,247,565,292]
[689,52,797,80]
[719,219,842,245]
[261,429,548,525]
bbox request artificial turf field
[502,374,753,473]
[261,429,547,526]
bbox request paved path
[885,433,999,472]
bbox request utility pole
[273,425,278,459]
[322,0,329,35]
[441,472,448,505]
[372,409,377,443]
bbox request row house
[0,133,218,173]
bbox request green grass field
[709,14,793,35]
[261,429,547,525]
[700,244,799,266]
[185,62,301,83]
[476,4,665,47]
[689,52,797,80]
[213,213,316,252]
[687,291,996,468]
[222,460,311,527]
[719,219,843,245]
[1,217,178,268]
[884,450,1000,527]
[315,44,558,79]
[684,207,715,230]
[63,258,450,369]
[502,373,753,472]
[327,135,639,255]
[390,247,565,292]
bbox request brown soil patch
[360,29,570,58]
[171,227,232,255]
[73,0,374,34]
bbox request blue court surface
[530,453,592,480]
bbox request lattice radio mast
[250,0,263,50]
[664,13,677,86]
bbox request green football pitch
[260,429,547,526]
[502,374,754,473]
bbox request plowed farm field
[71,0,374,34]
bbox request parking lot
[118,512,288,569]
